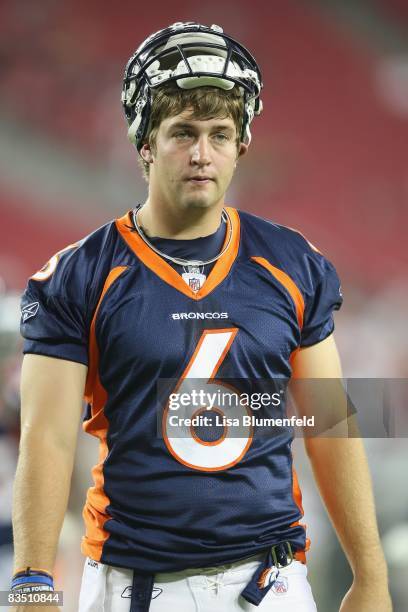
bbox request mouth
[186,176,214,185]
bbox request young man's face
[142,108,247,213]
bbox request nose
[190,135,211,166]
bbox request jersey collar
[115,206,240,300]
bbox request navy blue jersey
[20,207,342,573]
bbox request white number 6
[162,328,253,472]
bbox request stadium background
[0,0,407,609]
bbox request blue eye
[213,133,229,142]
[174,131,191,140]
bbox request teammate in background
[12,22,391,612]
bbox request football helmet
[122,22,263,151]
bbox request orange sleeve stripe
[251,257,305,329]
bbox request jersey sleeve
[299,249,343,348]
[20,243,92,365]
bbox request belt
[129,541,303,611]
[130,573,154,612]
[241,541,297,606]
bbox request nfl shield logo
[189,277,201,292]
[182,270,206,292]
[272,575,288,595]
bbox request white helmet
[122,22,263,151]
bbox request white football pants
[78,553,317,611]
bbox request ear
[237,142,249,158]
[140,142,154,164]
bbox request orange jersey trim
[251,257,305,330]
[294,549,307,564]
[81,266,128,562]
[290,464,310,564]
[115,207,240,300]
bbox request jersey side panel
[82,266,129,562]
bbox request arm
[290,335,392,612]
[12,354,87,575]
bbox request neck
[138,198,224,239]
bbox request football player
[12,22,391,612]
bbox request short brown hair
[139,82,244,180]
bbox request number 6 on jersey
[162,328,253,472]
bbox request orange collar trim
[115,207,240,300]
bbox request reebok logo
[171,312,229,320]
[121,586,163,599]
[21,302,39,322]
[121,587,131,599]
